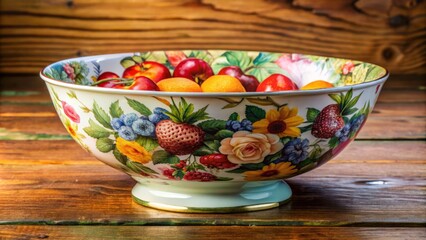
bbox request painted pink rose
[219,131,283,164]
[342,61,355,75]
[63,63,76,80]
[62,101,80,123]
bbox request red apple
[218,66,259,92]
[122,61,171,83]
[96,72,121,88]
[173,58,213,84]
[256,74,298,92]
[114,76,159,91]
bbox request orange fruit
[157,77,202,92]
[201,75,246,92]
[301,80,334,90]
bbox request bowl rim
[40,51,389,97]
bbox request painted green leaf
[93,101,112,129]
[253,52,272,65]
[216,177,233,181]
[120,57,136,68]
[246,97,280,107]
[197,119,227,133]
[109,100,124,118]
[186,163,206,172]
[328,137,340,148]
[222,102,241,109]
[223,51,251,70]
[246,62,286,81]
[245,105,266,122]
[351,63,369,84]
[188,50,213,64]
[226,167,247,174]
[192,145,215,156]
[346,93,362,110]
[113,147,128,165]
[203,140,221,152]
[343,107,358,116]
[241,162,265,170]
[135,136,159,152]
[67,90,77,99]
[214,129,234,140]
[96,137,114,153]
[126,97,152,116]
[328,93,342,104]
[152,150,180,165]
[228,112,239,121]
[83,119,111,138]
[365,66,386,82]
[127,161,158,174]
[299,124,313,133]
[172,169,185,179]
[132,55,143,64]
[306,108,320,122]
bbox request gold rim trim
[132,196,291,213]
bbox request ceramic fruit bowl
[40,50,388,213]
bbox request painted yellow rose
[219,131,283,164]
[116,137,152,164]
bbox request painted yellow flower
[63,118,90,151]
[244,162,297,181]
[116,137,152,164]
[253,106,304,138]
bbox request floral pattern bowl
[40,50,388,213]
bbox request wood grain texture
[0,226,425,240]
[0,140,425,225]
[0,0,425,74]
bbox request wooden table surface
[0,74,425,239]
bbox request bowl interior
[41,50,387,91]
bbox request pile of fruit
[93,57,334,92]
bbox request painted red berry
[183,171,217,181]
[175,160,187,169]
[163,169,175,179]
[200,154,237,169]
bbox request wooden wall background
[0,0,425,75]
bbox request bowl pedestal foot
[131,180,292,213]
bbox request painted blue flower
[153,107,168,115]
[132,119,155,136]
[335,124,351,142]
[279,138,310,165]
[110,118,124,131]
[120,113,139,127]
[226,119,253,132]
[241,119,253,131]
[350,114,365,134]
[118,126,136,141]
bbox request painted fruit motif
[311,104,344,138]
[155,98,208,155]
[43,51,386,182]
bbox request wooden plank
[0,0,425,74]
[0,226,425,240]
[1,140,425,165]
[0,140,424,225]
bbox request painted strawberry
[311,89,362,139]
[155,98,209,155]
[311,104,344,138]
